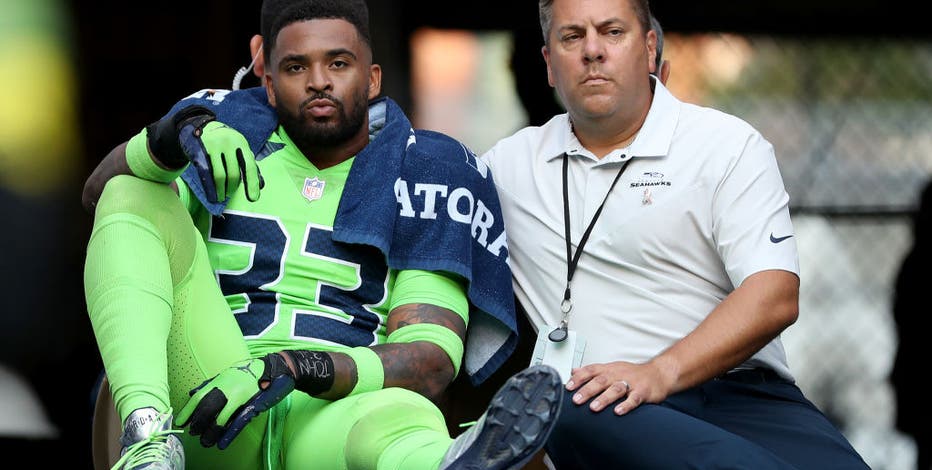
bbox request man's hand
[175,354,294,449]
[565,360,674,416]
[180,120,262,203]
[147,105,262,203]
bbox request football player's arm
[82,137,189,213]
[82,106,211,213]
[82,140,134,213]
[82,105,260,213]
[372,300,467,400]
[308,269,468,403]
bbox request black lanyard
[549,153,631,342]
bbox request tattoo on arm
[307,305,466,402]
[388,303,466,336]
[377,304,467,401]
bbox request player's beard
[276,87,369,152]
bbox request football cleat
[440,364,563,470]
[112,407,184,470]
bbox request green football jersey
[178,128,461,357]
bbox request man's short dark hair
[261,0,371,61]
[539,0,651,45]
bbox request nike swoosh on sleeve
[769,233,794,243]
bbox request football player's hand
[175,354,294,449]
[179,120,262,204]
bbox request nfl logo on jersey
[302,177,326,202]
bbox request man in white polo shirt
[480,0,869,468]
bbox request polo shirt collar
[632,76,679,159]
[544,75,680,163]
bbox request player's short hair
[261,0,371,61]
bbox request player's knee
[345,390,446,470]
[97,175,184,221]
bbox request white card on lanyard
[530,326,586,384]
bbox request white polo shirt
[481,79,800,380]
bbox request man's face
[542,0,656,124]
[265,19,380,148]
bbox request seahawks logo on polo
[394,178,508,259]
[630,171,672,188]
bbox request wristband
[125,128,184,183]
[341,347,384,396]
[388,323,464,377]
[281,350,335,395]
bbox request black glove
[146,105,262,203]
[146,105,216,169]
[175,350,335,449]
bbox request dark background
[3,0,924,466]
[70,0,930,178]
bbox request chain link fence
[664,34,932,470]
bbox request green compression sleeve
[388,323,465,378]
[125,128,185,183]
[342,347,385,396]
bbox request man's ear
[250,34,265,80]
[265,75,276,108]
[646,29,658,76]
[368,64,383,100]
[542,45,555,87]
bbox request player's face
[266,19,381,149]
[542,0,655,125]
